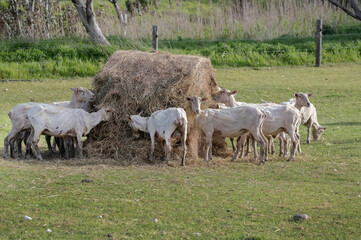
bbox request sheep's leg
[252,129,266,165]
[296,131,301,155]
[286,128,299,162]
[63,137,70,159]
[306,119,313,144]
[208,141,213,161]
[284,137,290,156]
[25,130,34,159]
[164,138,171,165]
[279,137,284,157]
[56,137,65,157]
[9,138,15,158]
[245,135,251,156]
[75,134,84,159]
[4,129,20,159]
[253,136,258,160]
[180,125,187,166]
[52,138,57,152]
[230,137,236,152]
[238,136,245,159]
[45,135,55,155]
[149,132,155,163]
[231,137,243,162]
[31,129,43,160]
[269,136,275,154]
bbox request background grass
[1,33,361,80]
[0,64,360,239]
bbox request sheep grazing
[187,96,267,164]
[3,87,95,159]
[27,105,113,160]
[281,95,326,143]
[127,108,188,166]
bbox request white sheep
[187,96,267,164]
[212,89,312,161]
[127,108,188,166]
[3,87,95,159]
[27,104,113,160]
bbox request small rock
[106,234,112,238]
[47,229,52,232]
[293,214,309,221]
[333,169,337,172]
[81,179,93,183]
[226,209,231,212]
[151,218,159,223]
[194,232,201,236]
[5,88,8,91]
[97,215,103,218]
[24,215,32,220]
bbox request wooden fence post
[315,19,322,67]
[152,25,158,53]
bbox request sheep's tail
[174,117,186,126]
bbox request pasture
[0,64,360,239]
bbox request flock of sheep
[3,86,326,166]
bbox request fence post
[152,25,158,53]
[315,19,322,67]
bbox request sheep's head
[294,92,312,108]
[126,112,144,138]
[212,88,237,105]
[312,126,326,141]
[102,107,114,121]
[70,87,95,103]
[186,96,207,115]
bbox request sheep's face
[71,87,96,103]
[102,107,114,121]
[127,115,141,138]
[212,88,237,105]
[186,96,207,115]
[294,92,312,108]
[312,126,326,141]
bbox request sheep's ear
[186,97,191,101]
[229,90,237,95]
[294,93,298,97]
[126,115,132,120]
[216,104,220,109]
[70,87,75,92]
[308,93,313,97]
[75,87,79,94]
[201,97,208,101]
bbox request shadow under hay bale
[84,50,228,164]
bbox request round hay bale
[84,50,228,164]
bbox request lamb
[3,87,94,159]
[187,96,267,164]
[212,89,311,161]
[27,104,113,160]
[127,108,188,166]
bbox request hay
[84,50,228,164]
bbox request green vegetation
[1,34,361,80]
[1,64,361,239]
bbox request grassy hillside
[0,64,360,239]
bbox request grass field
[0,64,360,239]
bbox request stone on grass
[293,214,309,221]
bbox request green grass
[1,64,361,239]
[1,34,361,80]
